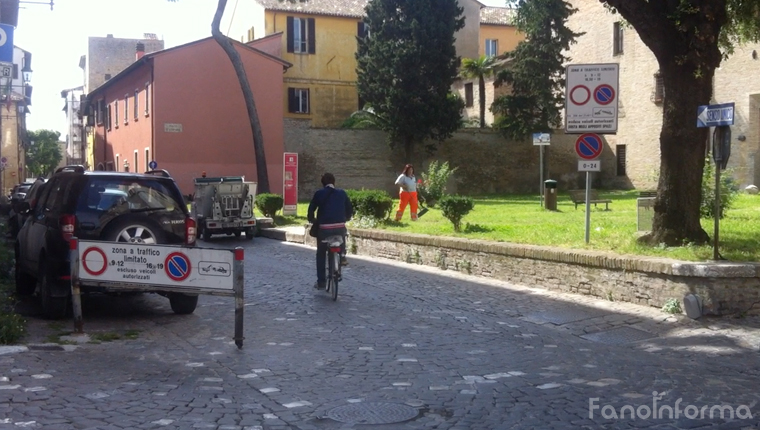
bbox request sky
[16,0,508,138]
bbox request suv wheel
[38,260,69,319]
[14,245,36,296]
[104,217,165,244]
[169,293,198,314]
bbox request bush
[0,308,25,345]
[701,157,740,220]
[346,189,393,220]
[418,160,457,207]
[255,193,284,218]
[439,195,474,232]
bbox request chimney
[106,34,113,38]
[136,42,145,60]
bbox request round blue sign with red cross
[594,84,615,105]
[575,133,604,160]
[165,252,191,281]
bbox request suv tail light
[60,214,76,241]
[185,217,197,245]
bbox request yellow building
[226,0,522,128]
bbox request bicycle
[322,235,344,301]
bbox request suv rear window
[76,177,187,216]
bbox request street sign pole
[585,172,591,243]
[714,160,721,260]
[539,145,544,208]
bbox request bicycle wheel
[325,250,333,294]
[329,251,339,301]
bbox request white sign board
[578,160,601,172]
[164,123,183,133]
[77,240,234,291]
[565,63,619,134]
[532,133,550,145]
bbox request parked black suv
[14,166,198,319]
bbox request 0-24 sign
[578,160,601,172]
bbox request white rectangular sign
[77,240,235,291]
[565,63,619,134]
[578,160,601,172]
[164,123,183,133]
[532,133,550,145]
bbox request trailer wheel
[245,227,255,241]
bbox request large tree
[491,0,581,140]
[356,0,466,162]
[26,130,63,177]
[169,0,271,193]
[601,0,760,246]
[460,55,497,129]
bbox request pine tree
[356,0,465,162]
[491,0,582,140]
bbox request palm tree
[460,55,496,128]
[168,0,271,193]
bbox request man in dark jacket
[307,173,353,289]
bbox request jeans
[316,226,347,283]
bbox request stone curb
[261,226,760,279]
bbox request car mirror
[19,201,30,214]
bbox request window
[134,90,139,120]
[114,100,119,128]
[616,145,627,176]
[106,104,112,130]
[485,39,498,57]
[287,88,310,114]
[358,22,370,39]
[134,150,139,174]
[12,64,18,79]
[115,155,120,172]
[652,71,664,104]
[287,16,315,54]
[464,83,474,107]
[145,148,150,172]
[124,95,129,124]
[144,83,150,116]
[613,22,624,55]
[96,99,104,125]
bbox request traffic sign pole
[70,238,84,334]
[585,173,591,244]
[539,146,544,208]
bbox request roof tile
[255,0,368,18]
[480,7,516,26]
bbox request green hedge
[346,189,394,220]
[255,193,284,218]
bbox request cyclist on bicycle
[307,173,353,290]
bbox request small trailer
[193,176,257,241]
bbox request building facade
[566,0,760,189]
[225,0,520,128]
[60,86,84,165]
[84,34,164,93]
[85,37,290,195]
[1,45,31,194]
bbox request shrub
[346,189,393,220]
[0,311,25,345]
[418,160,457,207]
[700,156,740,220]
[255,193,284,218]
[439,195,474,232]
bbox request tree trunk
[644,63,711,245]
[478,75,486,128]
[211,0,271,193]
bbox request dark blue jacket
[308,186,353,228]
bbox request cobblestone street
[2,237,760,429]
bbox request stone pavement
[2,237,760,430]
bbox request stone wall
[285,118,631,199]
[330,229,760,316]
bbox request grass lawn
[280,191,760,262]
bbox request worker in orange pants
[395,164,418,221]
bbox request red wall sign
[283,153,298,216]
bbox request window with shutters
[114,100,119,128]
[287,88,310,114]
[287,17,315,54]
[464,83,474,107]
[106,104,112,130]
[616,145,627,176]
[124,95,129,125]
[145,82,150,116]
[652,71,664,104]
[358,22,370,39]
[485,39,498,57]
[134,90,139,120]
[613,22,624,55]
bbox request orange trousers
[396,191,418,221]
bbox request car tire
[246,227,255,241]
[38,260,68,320]
[14,245,36,296]
[234,231,242,238]
[103,216,166,244]
[201,225,212,242]
[169,293,198,315]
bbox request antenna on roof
[143,33,158,40]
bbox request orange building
[86,37,291,195]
